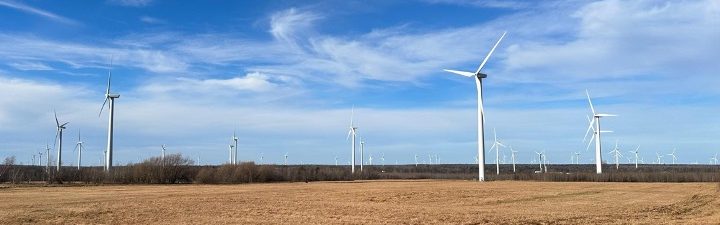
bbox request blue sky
[0,0,718,166]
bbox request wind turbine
[574,152,580,165]
[510,146,517,173]
[360,137,365,171]
[381,153,385,167]
[284,152,288,165]
[99,58,120,172]
[334,155,338,166]
[655,152,663,165]
[608,140,623,170]
[232,131,239,165]
[160,144,166,164]
[73,129,84,170]
[368,154,373,166]
[54,110,68,172]
[414,154,418,167]
[534,151,543,172]
[583,90,617,174]
[630,145,640,169]
[443,31,507,182]
[667,148,677,165]
[489,128,506,175]
[259,153,264,165]
[711,153,718,165]
[347,107,357,173]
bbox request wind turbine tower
[630,145,640,169]
[99,59,120,172]
[583,90,617,174]
[74,129,84,170]
[233,131,239,165]
[54,110,68,172]
[668,148,677,165]
[443,31,506,182]
[347,107,357,173]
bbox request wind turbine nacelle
[107,94,120,98]
[477,73,487,78]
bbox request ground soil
[1,180,718,224]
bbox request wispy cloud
[107,0,152,7]
[422,0,531,9]
[7,61,53,71]
[0,0,78,24]
[139,16,164,24]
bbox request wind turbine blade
[443,69,475,77]
[350,105,355,126]
[54,110,59,127]
[585,134,595,151]
[99,97,108,117]
[596,114,617,117]
[106,56,113,95]
[582,118,594,143]
[585,89,597,116]
[489,143,496,152]
[600,130,614,133]
[346,129,352,140]
[61,122,69,127]
[475,31,507,74]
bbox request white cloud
[8,61,53,70]
[108,0,152,7]
[140,16,164,24]
[0,0,78,24]
[422,0,531,9]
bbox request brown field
[1,180,718,224]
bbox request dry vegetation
[1,180,718,224]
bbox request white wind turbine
[608,140,623,170]
[534,151,543,172]
[334,155,338,166]
[574,152,580,165]
[583,90,617,174]
[73,129,84,170]
[232,131,239,165]
[667,148,677,165]
[510,146,517,173]
[630,145,640,169]
[347,107,358,173]
[443,31,507,182]
[228,143,234,164]
[711,153,718,165]
[160,145,167,165]
[655,152,663,165]
[54,110,68,172]
[368,154,373,166]
[99,58,120,172]
[360,137,365,171]
[284,152,288,165]
[381,153,385,167]
[259,153,264,165]
[489,128,506,175]
[414,154,418,167]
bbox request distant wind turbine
[608,140,623,170]
[489,128,506,175]
[630,145,640,169]
[347,107,358,173]
[443,31,507,182]
[667,148,677,165]
[510,146,517,173]
[73,129,84,170]
[53,110,68,172]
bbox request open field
[1,180,718,224]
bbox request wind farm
[1,0,719,224]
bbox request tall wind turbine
[73,129,84,170]
[630,145,640,169]
[711,153,718,165]
[655,152,663,165]
[228,144,234,164]
[489,128,506,175]
[99,58,120,172]
[443,31,506,182]
[284,152,288,165]
[54,110,68,172]
[347,107,358,173]
[574,152,580,165]
[668,148,677,165]
[583,90,617,174]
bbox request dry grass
[1,180,718,224]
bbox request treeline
[1,154,719,184]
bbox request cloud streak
[0,0,78,25]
